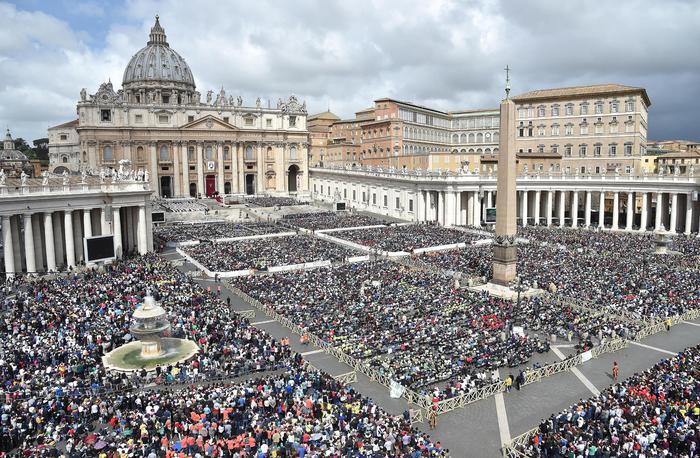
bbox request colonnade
[2,205,152,276]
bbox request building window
[135,114,143,123]
[580,124,588,135]
[266,147,273,160]
[565,124,573,136]
[158,115,168,123]
[395,197,400,209]
[162,95,170,104]
[353,190,356,200]
[223,117,229,123]
[609,145,617,156]
[537,106,545,117]
[62,156,68,163]
[551,145,558,154]
[565,104,573,116]
[290,146,298,160]
[102,145,113,161]
[579,145,587,157]
[564,145,572,156]
[625,100,635,112]
[537,126,545,136]
[101,109,111,122]
[625,165,632,174]
[551,125,560,136]
[266,118,272,127]
[610,101,619,113]
[159,145,169,161]
[610,123,618,134]
[595,124,603,134]
[624,144,633,156]
[595,103,603,114]
[206,145,213,160]
[59,134,68,141]
[188,115,195,123]
[594,145,602,156]
[580,166,586,174]
[595,166,601,174]
[245,145,254,160]
[383,195,388,207]
[224,146,231,160]
[580,104,588,115]
[373,194,377,205]
[551,105,560,117]
[289,116,297,127]
[245,117,253,126]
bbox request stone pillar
[520,190,528,227]
[11,216,22,271]
[173,142,181,197]
[437,191,445,226]
[640,193,649,232]
[472,190,481,226]
[73,211,83,262]
[100,208,109,235]
[149,142,159,197]
[52,213,64,268]
[686,192,694,235]
[612,192,620,230]
[445,191,455,226]
[23,214,36,274]
[669,192,678,233]
[625,192,634,231]
[230,142,239,194]
[461,192,469,225]
[113,207,122,258]
[217,142,224,194]
[83,209,93,238]
[137,205,147,254]
[558,191,566,227]
[237,143,245,194]
[584,191,592,228]
[487,191,494,208]
[196,142,204,197]
[546,191,553,226]
[534,190,541,225]
[598,191,606,228]
[64,211,75,268]
[655,192,663,231]
[571,191,579,228]
[32,216,44,271]
[43,212,56,272]
[2,216,14,277]
[182,143,189,197]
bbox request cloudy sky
[1,0,699,142]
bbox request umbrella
[95,440,107,450]
[173,443,182,452]
[83,433,97,445]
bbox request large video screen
[85,235,115,262]
[152,212,165,223]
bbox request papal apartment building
[49,16,309,198]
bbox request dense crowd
[231,261,630,399]
[333,225,486,252]
[183,236,361,271]
[154,221,285,244]
[0,255,448,457]
[282,212,388,231]
[245,197,309,207]
[526,344,700,457]
[152,198,209,213]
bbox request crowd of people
[182,236,361,271]
[230,261,630,400]
[525,344,700,457]
[0,254,448,457]
[282,212,388,231]
[153,222,285,244]
[152,198,209,213]
[333,225,486,252]
[245,197,309,207]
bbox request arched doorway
[205,175,216,197]
[224,182,231,194]
[288,165,299,192]
[160,176,173,198]
[189,183,197,197]
[245,174,255,195]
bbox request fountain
[102,293,199,372]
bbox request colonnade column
[625,192,634,231]
[669,192,678,233]
[52,213,64,268]
[558,191,566,228]
[520,190,528,227]
[546,191,553,226]
[173,141,181,197]
[460,192,468,225]
[655,192,664,231]
[472,191,481,226]
[64,211,75,268]
[640,193,649,232]
[137,205,147,255]
[23,214,36,274]
[445,191,456,226]
[181,143,189,197]
[83,209,92,239]
[612,192,620,230]
[584,191,592,227]
[43,212,56,272]
[686,192,694,235]
[598,191,606,228]
[113,207,122,258]
[534,190,541,225]
[2,216,14,276]
[571,192,579,228]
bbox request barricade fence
[502,426,540,457]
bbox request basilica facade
[52,16,309,198]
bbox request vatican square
[0,1,699,457]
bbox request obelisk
[491,67,518,286]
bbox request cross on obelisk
[491,65,518,286]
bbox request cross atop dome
[148,14,168,46]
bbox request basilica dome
[122,16,195,93]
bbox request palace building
[50,16,310,198]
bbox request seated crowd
[0,254,447,457]
[230,261,631,400]
[333,225,486,252]
[153,198,209,213]
[282,212,388,231]
[245,197,309,207]
[182,236,361,271]
[154,221,285,244]
[525,344,700,457]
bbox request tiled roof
[512,84,651,106]
[49,119,79,130]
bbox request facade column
[32,216,44,271]
[655,192,663,231]
[558,191,566,227]
[217,141,225,194]
[83,209,93,238]
[149,142,159,197]
[584,191,592,227]
[181,143,189,197]
[113,207,122,258]
[669,192,678,233]
[23,214,36,274]
[612,192,620,230]
[472,190,481,226]
[196,142,204,197]
[446,191,456,226]
[256,143,264,194]
[625,192,634,231]
[173,141,181,197]
[230,142,239,195]
[685,192,694,235]
[437,191,445,225]
[546,190,553,226]
[52,213,64,268]
[43,212,56,272]
[64,211,75,268]
[571,191,579,228]
[640,193,649,232]
[2,216,15,277]
[100,208,109,235]
[598,191,606,228]
[520,190,528,227]
[137,205,148,254]
[237,143,245,194]
[533,190,541,225]
[11,215,22,271]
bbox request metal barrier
[502,426,540,457]
[430,380,506,415]
[409,408,425,425]
[334,371,358,384]
[559,296,646,325]
[237,309,256,320]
